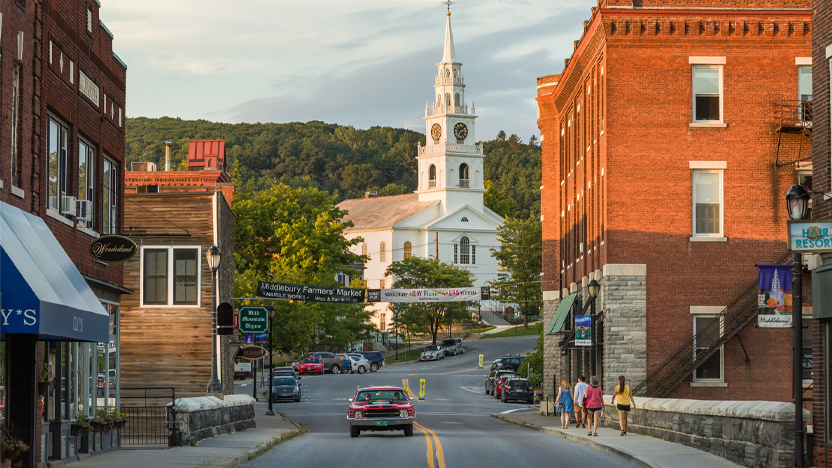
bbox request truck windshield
[356,390,407,402]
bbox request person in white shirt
[573,375,589,429]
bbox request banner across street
[367,286,490,303]
[257,281,365,303]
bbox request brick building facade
[538,0,813,405]
[1,0,127,466]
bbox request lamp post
[586,279,601,378]
[266,306,276,416]
[394,311,399,361]
[786,183,810,468]
[206,245,223,394]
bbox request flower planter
[111,419,128,429]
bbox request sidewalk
[61,410,302,468]
[492,410,742,468]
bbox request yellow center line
[413,422,436,468]
[414,422,446,468]
[410,368,482,376]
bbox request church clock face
[453,123,468,140]
[431,123,442,142]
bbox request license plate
[375,420,388,427]
[282,394,289,397]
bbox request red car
[347,386,415,438]
[494,374,516,399]
[298,358,324,375]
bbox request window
[461,217,468,222]
[48,117,70,213]
[454,244,457,263]
[142,247,201,306]
[693,170,722,236]
[472,244,476,264]
[102,158,118,234]
[693,316,722,381]
[87,9,92,32]
[693,65,722,122]
[799,66,812,123]
[362,243,368,257]
[379,242,386,262]
[429,165,437,188]
[459,237,470,264]
[404,241,412,259]
[459,163,469,188]
[11,63,21,187]
[77,139,95,229]
[445,93,451,107]
[454,93,460,106]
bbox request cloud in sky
[101,0,593,139]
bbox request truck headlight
[355,411,363,419]
[399,409,409,418]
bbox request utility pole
[435,232,439,260]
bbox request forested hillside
[126,117,541,219]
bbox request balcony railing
[429,180,437,189]
[418,143,483,156]
[459,179,469,188]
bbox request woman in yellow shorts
[611,375,637,436]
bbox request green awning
[546,293,577,335]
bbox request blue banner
[757,265,793,328]
[575,315,591,346]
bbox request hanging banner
[257,281,365,303]
[367,286,490,303]
[757,265,793,328]
[575,315,592,346]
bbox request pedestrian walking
[582,375,603,437]
[611,375,637,436]
[573,375,589,429]
[556,379,574,429]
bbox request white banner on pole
[368,287,490,303]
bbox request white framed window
[379,242,386,263]
[799,66,812,123]
[693,315,723,382]
[361,243,368,258]
[11,63,21,188]
[692,65,722,122]
[456,236,475,265]
[77,138,95,230]
[141,246,202,307]
[692,170,723,237]
[47,115,70,214]
[429,165,437,188]
[102,157,118,234]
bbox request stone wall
[168,395,256,446]
[600,395,809,468]
[542,296,561,398]
[601,264,647,392]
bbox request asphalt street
[240,336,635,468]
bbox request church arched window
[379,242,386,262]
[459,164,469,188]
[459,237,470,265]
[429,165,437,188]
[404,241,412,259]
[362,243,368,259]
[454,93,460,107]
[445,93,451,108]
[461,217,468,222]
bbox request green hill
[125,117,540,219]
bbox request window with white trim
[693,315,723,381]
[379,242,386,263]
[799,66,812,123]
[692,170,723,236]
[77,138,95,229]
[141,247,201,307]
[102,157,118,234]
[47,116,70,214]
[693,65,722,122]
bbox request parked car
[360,352,385,372]
[490,356,523,372]
[347,386,414,438]
[485,369,516,396]
[272,367,300,380]
[298,358,324,374]
[501,377,534,404]
[420,346,445,361]
[348,354,372,374]
[312,352,344,374]
[336,354,352,373]
[441,338,465,356]
[271,376,302,402]
[494,374,517,399]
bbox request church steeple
[442,11,456,64]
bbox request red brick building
[1,0,128,466]
[538,0,813,405]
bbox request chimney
[164,141,172,171]
[364,191,378,198]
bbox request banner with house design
[757,265,793,328]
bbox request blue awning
[0,202,109,342]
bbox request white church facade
[337,10,504,331]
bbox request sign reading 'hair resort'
[787,220,832,253]
[256,281,365,303]
[88,235,138,262]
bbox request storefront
[0,202,113,468]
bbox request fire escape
[775,100,812,168]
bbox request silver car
[420,345,445,361]
[347,353,372,374]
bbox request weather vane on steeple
[443,0,454,14]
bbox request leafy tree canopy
[491,217,543,328]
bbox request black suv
[485,369,516,396]
[501,377,534,404]
[491,356,523,372]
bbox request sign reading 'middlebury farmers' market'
[257,281,365,303]
[788,220,832,253]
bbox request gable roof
[423,204,503,230]
[338,194,438,231]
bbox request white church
[338,10,504,331]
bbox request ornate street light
[206,245,223,395]
[586,279,600,299]
[786,183,810,221]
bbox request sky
[100,0,593,140]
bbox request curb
[491,414,661,468]
[227,417,307,468]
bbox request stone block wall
[542,296,561,398]
[601,264,647,392]
[168,395,256,446]
[600,395,809,468]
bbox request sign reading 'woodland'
[89,235,138,263]
[256,281,365,303]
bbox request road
[240,336,634,468]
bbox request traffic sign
[419,379,425,397]
[239,307,269,333]
[236,346,267,360]
[478,354,483,368]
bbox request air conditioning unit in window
[76,200,91,221]
[60,196,77,216]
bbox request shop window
[693,65,722,122]
[142,246,201,306]
[173,249,198,305]
[143,249,168,305]
[693,315,723,381]
[48,116,70,214]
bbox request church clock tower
[416,9,485,214]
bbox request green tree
[491,217,543,328]
[384,257,474,345]
[234,184,365,353]
[483,180,517,218]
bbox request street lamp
[586,279,601,378]
[206,245,223,394]
[785,183,809,468]
[394,311,399,361]
[266,306,276,416]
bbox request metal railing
[779,100,813,130]
[119,387,176,446]
[459,179,469,188]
